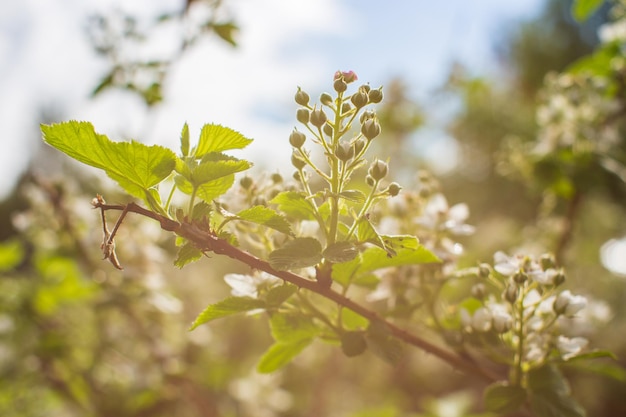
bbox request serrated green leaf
[270,191,316,220]
[194,124,252,157]
[356,217,386,248]
[528,365,586,417]
[339,189,366,203]
[332,246,440,288]
[175,174,235,203]
[323,241,358,263]
[191,154,251,185]
[191,201,213,220]
[257,339,312,373]
[382,235,420,250]
[269,312,319,342]
[484,382,527,414]
[264,284,298,307]
[180,123,190,156]
[268,237,322,270]
[190,297,266,330]
[41,121,176,203]
[572,0,604,22]
[236,206,293,235]
[174,242,203,268]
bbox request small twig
[94,198,500,382]
[554,191,583,265]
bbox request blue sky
[0,0,545,199]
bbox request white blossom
[554,290,587,317]
[557,336,589,360]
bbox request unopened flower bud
[271,173,283,183]
[361,119,381,140]
[514,271,528,284]
[360,84,371,93]
[289,130,306,148]
[351,91,369,108]
[471,283,486,300]
[335,141,354,162]
[353,138,366,155]
[365,175,375,187]
[341,102,352,114]
[359,110,375,123]
[386,182,402,197]
[334,70,358,83]
[333,78,347,93]
[503,283,518,304]
[291,152,306,170]
[553,271,566,286]
[323,124,333,137]
[310,108,328,128]
[239,176,253,189]
[368,87,383,103]
[253,196,267,206]
[540,253,556,271]
[368,159,388,181]
[292,171,302,181]
[320,93,333,106]
[294,87,309,106]
[297,108,310,124]
[478,263,491,278]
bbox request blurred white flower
[471,308,492,332]
[224,272,281,298]
[554,290,587,317]
[557,335,588,360]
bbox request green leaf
[211,21,238,47]
[190,297,266,330]
[41,121,176,203]
[356,217,386,249]
[341,331,367,357]
[236,206,293,235]
[257,339,312,373]
[572,0,604,22]
[264,284,298,307]
[180,123,190,157]
[528,365,586,417]
[0,239,24,272]
[175,174,235,203]
[190,154,251,185]
[268,237,322,270]
[484,382,527,414]
[339,189,366,203]
[194,124,252,157]
[365,321,403,365]
[323,241,358,263]
[341,308,370,331]
[269,312,319,342]
[174,242,203,268]
[332,246,440,288]
[270,191,317,220]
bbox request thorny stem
[94,199,500,382]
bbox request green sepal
[484,382,527,414]
[189,297,266,330]
[268,237,322,271]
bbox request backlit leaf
[270,312,319,342]
[190,297,266,330]
[268,237,322,270]
[174,242,203,268]
[572,0,604,22]
[484,382,527,414]
[194,124,252,156]
[236,206,293,235]
[42,121,176,203]
[257,339,312,373]
[270,191,317,220]
[323,241,358,263]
